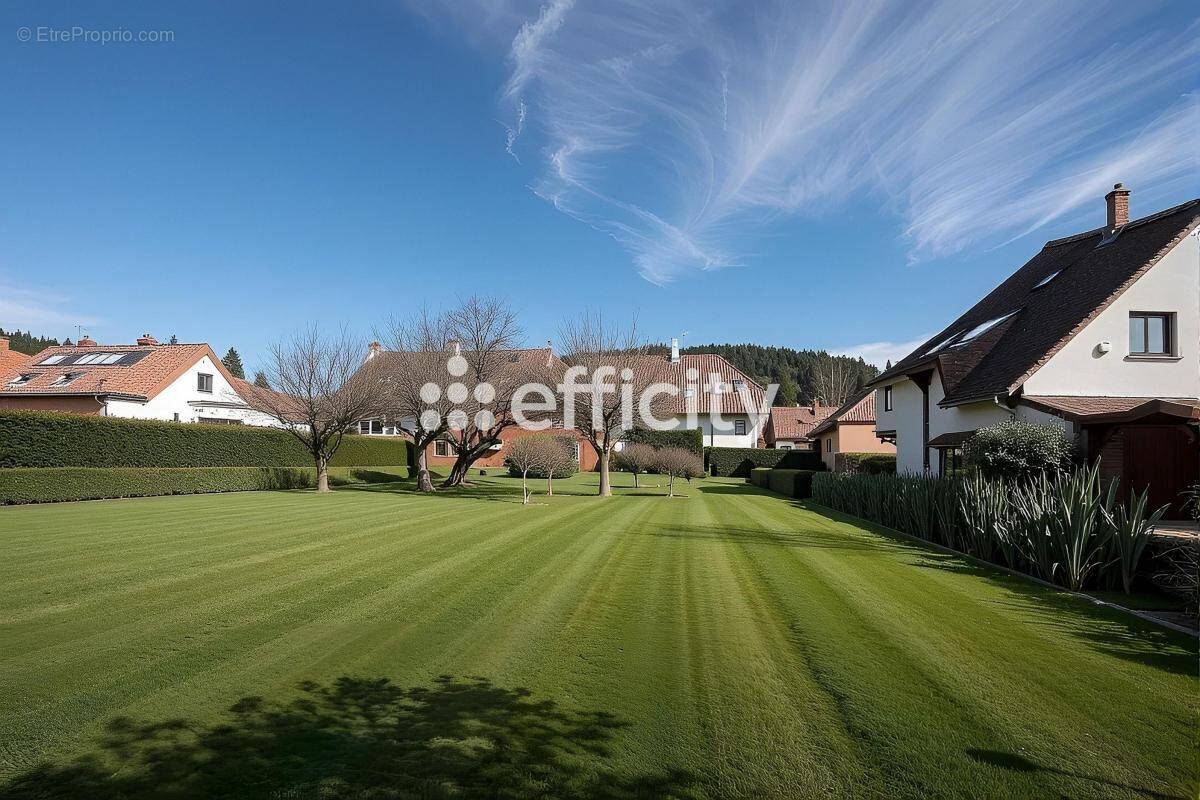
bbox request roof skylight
[75,352,125,365]
[7,373,35,386]
[1032,270,1061,289]
[50,372,83,387]
[951,311,1018,347]
[37,354,66,365]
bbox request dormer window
[50,372,82,387]
[7,373,35,386]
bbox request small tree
[613,443,656,488]
[654,446,705,498]
[253,371,270,389]
[963,420,1075,481]
[222,347,246,379]
[775,374,799,407]
[241,325,385,493]
[506,435,565,504]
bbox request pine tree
[774,373,799,407]
[222,347,246,379]
[0,327,61,355]
[253,371,270,389]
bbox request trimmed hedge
[749,467,772,488]
[767,469,818,499]
[707,447,823,477]
[621,427,704,456]
[0,410,409,468]
[0,465,408,504]
[835,452,897,475]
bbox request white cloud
[0,281,98,336]
[832,336,931,370]
[416,1,1199,281]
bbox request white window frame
[883,386,893,412]
[434,439,451,457]
[197,373,213,393]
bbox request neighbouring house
[809,388,895,471]
[871,186,1199,516]
[355,338,769,469]
[0,337,31,376]
[764,404,835,450]
[0,334,285,426]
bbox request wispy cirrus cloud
[415,1,1199,283]
[0,280,98,335]
[832,336,932,370]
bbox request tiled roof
[768,405,836,440]
[613,354,766,415]
[0,342,216,400]
[0,344,31,375]
[1021,395,1200,422]
[871,198,1200,406]
[809,388,876,437]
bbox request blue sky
[1,1,1196,372]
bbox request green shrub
[962,420,1074,481]
[708,447,823,477]
[749,467,772,488]
[767,469,817,499]
[621,427,704,455]
[836,452,896,475]
[0,410,408,468]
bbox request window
[883,386,893,412]
[75,352,124,365]
[173,413,180,422]
[1129,312,1174,356]
[197,373,213,393]
[1032,270,1061,289]
[951,310,1018,347]
[198,417,243,425]
[359,420,371,434]
[572,442,581,461]
[50,372,82,387]
[37,355,66,366]
[7,373,35,386]
[939,447,965,477]
[825,437,833,452]
[734,419,746,436]
[732,379,744,391]
[434,439,451,457]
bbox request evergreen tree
[774,373,799,406]
[0,327,61,355]
[253,371,270,389]
[222,347,246,379]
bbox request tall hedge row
[0,465,407,504]
[0,410,409,468]
[707,447,823,477]
[620,427,705,455]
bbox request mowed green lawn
[0,472,1195,799]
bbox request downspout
[992,394,1017,418]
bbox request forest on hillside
[0,328,60,355]
[675,343,879,407]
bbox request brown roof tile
[0,342,219,400]
[809,388,876,437]
[872,198,1200,406]
[768,405,836,440]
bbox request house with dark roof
[764,404,835,450]
[870,185,1199,516]
[0,334,286,426]
[809,388,894,471]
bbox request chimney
[78,335,97,347]
[670,337,680,364]
[136,333,158,346]
[366,341,383,361]
[1106,182,1130,230]
[0,337,7,351]
[546,339,553,367]
[448,339,461,356]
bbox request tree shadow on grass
[0,675,695,800]
[966,748,1185,800]
[638,522,898,552]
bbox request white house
[872,186,1199,516]
[0,334,284,426]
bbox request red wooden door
[1122,425,1199,519]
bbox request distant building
[764,404,835,450]
[809,389,894,471]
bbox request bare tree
[241,325,386,493]
[541,435,577,497]
[439,296,546,488]
[654,446,705,498]
[558,312,671,497]
[379,309,458,493]
[505,434,565,504]
[810,353,858,408]
[612,442,656,488]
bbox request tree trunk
[668,473,675,498]
[598,449,612,497]
[442,454,472,488]
[522,469,530,504]
[633,470,639,488]
[316,454,330,493]
[415,447,436,493]
[546,474,553,496]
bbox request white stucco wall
[674,413,765,448]
[103,354,282,427]
[1023,228,1199,398]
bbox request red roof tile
[0,342,220,400]
[809,389,877,437]
[768,405,836,440]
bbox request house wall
[105,354,282,427]
[423,425,598,472]
[0,395,103,414]
[884,372,1067,474]
[1023,229,1200,398]
[680,413,765,448]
